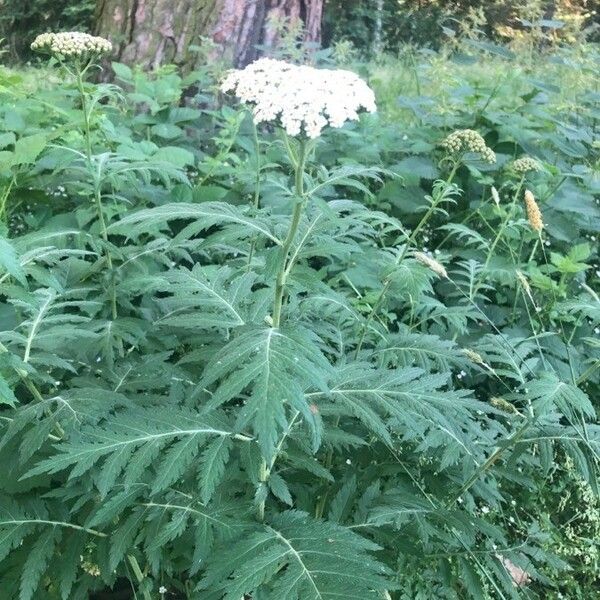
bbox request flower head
[220,58,376,139]
[441,129,496,164]
[491,186,500,206]
[490,396,519,415]
[496,555,531,587]
[31,32,112,59]
[524,190,543,232]
[512,156,541,174]
[414,251,448,279]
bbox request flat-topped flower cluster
[31,32,112,59]
[221,58,376,139]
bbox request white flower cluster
[31,32,112,58]
[221,58,376,139]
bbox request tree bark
[94,0,323,70]
[94,0,219,70]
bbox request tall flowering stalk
[31,33,119,324]
[222,58,376,519]
[355,128,496,354]
[32,33,111,161]
[471,157,543,300]
[222,58,376,328]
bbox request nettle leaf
[0,373,17,407]
[200,325,332,460]
[199,510,393,599]
[0,497,85,599]
[0,387,130,463]
[26,407,241,496]
[12,133,46,166]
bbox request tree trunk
[372,0,384,56]
[94,0,219,70]
[94,0,323,70]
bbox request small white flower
[345,459,352,465]
[481,505,490,514]
[159,586,167,594]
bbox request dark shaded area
[323,0,600,53]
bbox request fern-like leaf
[200,325,332,460]
[199,510,393,599]
[26,407,242,496]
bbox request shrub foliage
[0,38,598,599]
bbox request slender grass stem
[471,176,524,301]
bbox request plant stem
[258,138,308,521]
[272,138,307,328]
[127,555,152,600]
[75,65,118,325]
[0,175,16,222]
[354,163,459,356]
[75,67,93,165]
[258,410,300,521]
[246,119,262,271]
[470,176,524,301]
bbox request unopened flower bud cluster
[221,58,376,139]
[512,156,541,174]
[441,129,496,164]
[31,32,112,58]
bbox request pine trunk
[94,0,323,70]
